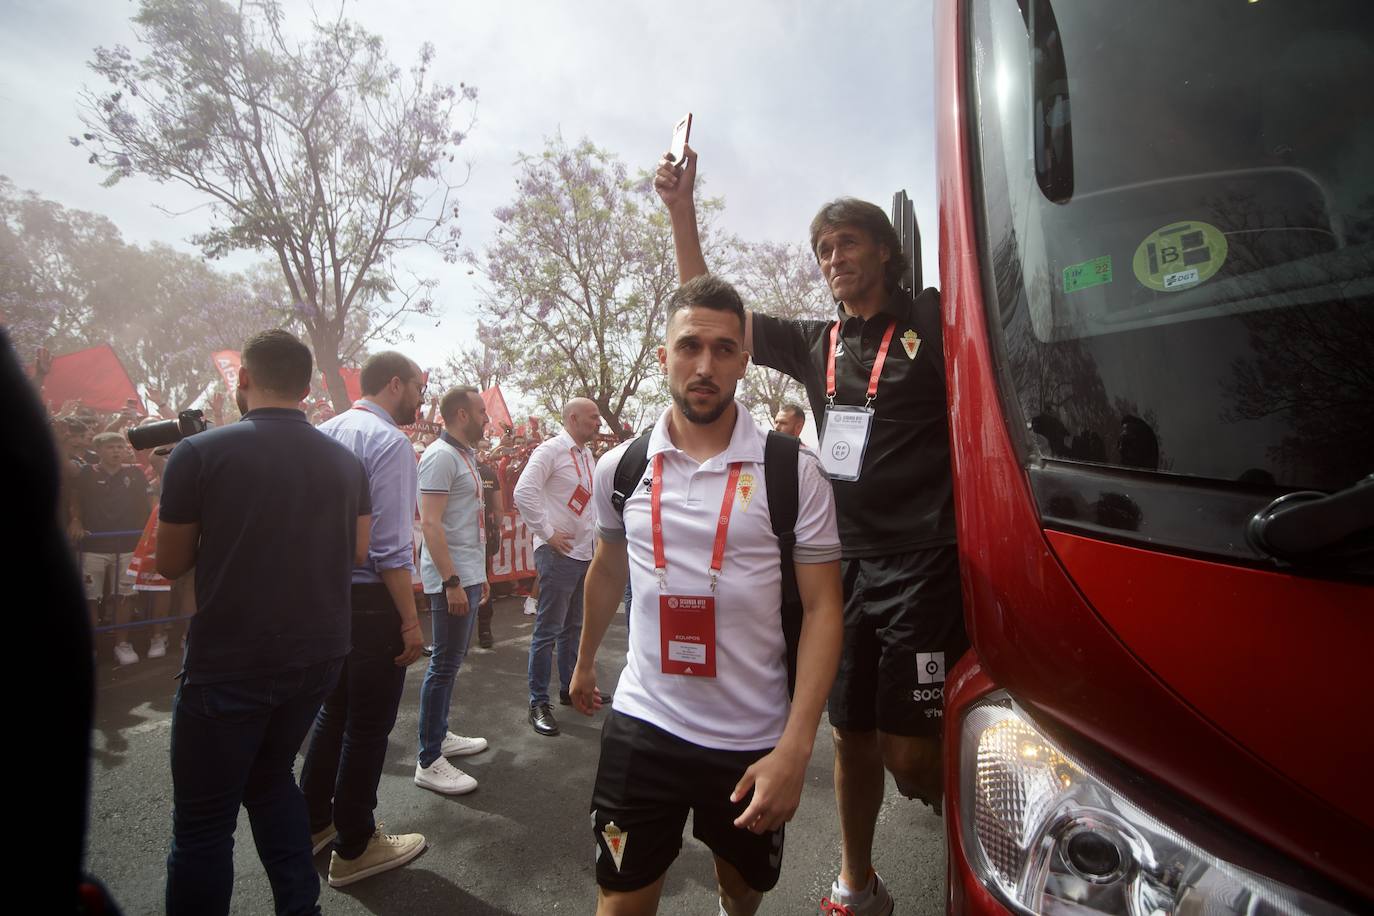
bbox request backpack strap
[611,432,653,519]
[764,431,802,697]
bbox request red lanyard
[453,445,483,500]
[650,454,742,592]
[569,447,593,491]
[826,318,897,406]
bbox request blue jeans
[417,586,481,767]
[527,545,589,706]
[166,657,343,916]
[299,610,407,859]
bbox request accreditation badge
[567,484,592,516]
[659,594,716,677]
[819,404,874,481]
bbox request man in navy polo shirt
[157,329,371,916]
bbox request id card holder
[819,404,874,481]
[567,484,592,516]
[659,594,716,677]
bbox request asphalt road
[87,597,946,914]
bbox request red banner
[487,511,536,583]
[210,349,241,390]
[41,344,142,413]
[405,419,443,436]
[482,384,514,436]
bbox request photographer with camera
[156,329,372,916]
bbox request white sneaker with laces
[414,757,478,795]
[522,596,537,615]
[147,634,168,659]
[113,642,140,666]
[441,732,488,757]
[821,871,894,916]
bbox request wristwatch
[442,575,462,589]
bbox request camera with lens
[126,409,209,453]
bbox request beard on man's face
[670,379,733,426]
[235,387,248,416]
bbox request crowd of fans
[44,386,616,668]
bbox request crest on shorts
[736,472,756,511]
[602,821,628,871]
[901,329,921,360]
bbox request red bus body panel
[934,0,1374,910]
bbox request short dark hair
[779,403,805,421]
[667,274,746,334]
[808,198,909,293]
[242,329,313,395]
[439,386,480,424]
[360,351,417,396]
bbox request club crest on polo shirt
[602,821,628,871]
[736,472,756,511]
[901,329,922,359]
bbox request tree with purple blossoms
[730,239,831,425]
[77,0,477,410]
[473,135,728,438]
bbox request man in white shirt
[512,397,602,736]
[570,274,844,916]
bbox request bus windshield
[969,0,1374,493]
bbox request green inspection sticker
[1063,255,1113,293]
[1132,220,1228,292]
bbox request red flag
[211,350,241,389]
[41,344,142,413]
[320,367,364,404]
[482,384,513,435]
[340,368,362,403]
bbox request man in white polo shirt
[414,386,492,794]
[513,396,602,736]
[570,274,844,916]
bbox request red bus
[933,1,1373,914]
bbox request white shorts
[82,552,135,601]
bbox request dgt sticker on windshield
[1132,220,1228,292]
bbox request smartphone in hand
[668,113,692,166]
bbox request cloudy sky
[0,0,940,371]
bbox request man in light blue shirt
[414,386,492,794]
[300,351,430,889]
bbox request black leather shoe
[529,704,560,736]
[478,628,493,649]
[558,689,571,706]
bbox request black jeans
[166,657,343,916]
[300,605,407,859]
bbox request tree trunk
[310,325,352,412]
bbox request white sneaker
[113,642,140,666]
[414,757,478,795]
[821,871,894,916]
[523,596,537,615]
[147,634,168,659]
[441,732,488,757]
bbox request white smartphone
[668,113,692,166]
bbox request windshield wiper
[1248,474,1374,575]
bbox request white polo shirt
[513,430,597,562]
[593,402,841,751]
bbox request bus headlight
[960,697,1350,915]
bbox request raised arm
[654,144,709,283]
